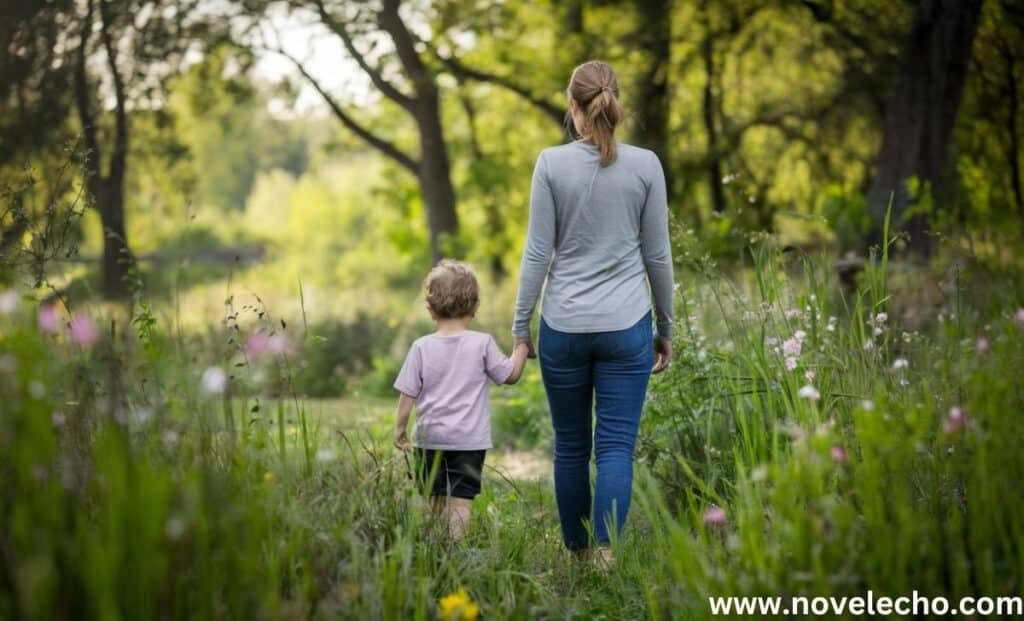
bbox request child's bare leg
[444,497,473,540]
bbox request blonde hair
[567,60,623,167]
[424,259,479,319]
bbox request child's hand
[393,427,412,452]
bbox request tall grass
[2,226,1023,618]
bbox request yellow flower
[439,588,479,621]
[263,471,276,484]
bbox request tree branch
[311,0,416,112]
[431,49,565,127]
[273,47,419,174]
[97,0,127,183]
[73,0,99,172]
[377,0,433,96]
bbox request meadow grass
[2,236,1023,619]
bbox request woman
[512,61,675,564]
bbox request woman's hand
[652,337,672,373]
[515,336,537,359]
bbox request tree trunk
[91,176,134,299]
[1003,50,1024,215]
[416,89,459,263]
[701,25,726,215]
[633,0,674,197]
[866,0,983,255]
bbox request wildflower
[785,308,801,320]
[830,445,849,463]
[162,430,179,448]
[764,337,779,347]
[200,366,227,396]
[703,506,727,525]
[863,340,874,350]
[875,312,888,323]
[804,369,816,382]
[790,426,807,442]
[786,356,798,372]
[793,329,807,341]
[264,471,277,484]
[976,337,990,354]
[315,449,337,463]
[268,334,293,355]
[68,314,98,347]
[244,332,270,357]
[38,305,61,332]
[797,384,821,401]
[0,290,20,315]
[942,406,970,434]
[28,381,45,399]
[439,588,479,621]
[1016,308,1024,325]
[892,358,909,370]
[783,338,802,357]
[860,400,874,411]
[52,412,66,428]
[165,517,186,540]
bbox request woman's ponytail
[568,61,624,166]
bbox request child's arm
[503,343,530,385]
[393,393,415,451]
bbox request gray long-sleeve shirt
[513,141,675,339]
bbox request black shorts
[414,448,486,500]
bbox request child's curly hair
[424,260,479,319]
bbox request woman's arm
[512,151,555,348]
[640,151,676,365]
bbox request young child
[393,260,529,539]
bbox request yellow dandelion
[439,588,479,621]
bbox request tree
[71,0,206,298]
[259,0,458,262]
[865,0,985,254]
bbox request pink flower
[786,356,798,372]
[785,308,801,320]
[245,332,293,357]
[790,426,806,442]
[783,338,802,357]
[703,506,727,525]
[830,445,848,463]
[942,406,970,434]
[793,329,807,342]
[1015,308,1024,325]
[764,337,779,347]
[38,305,61,333]
[68,314,98,347]
[244,332,271,357]
[976,337,990,354]
[804,369,816,382]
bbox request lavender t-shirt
[393,330,514,450]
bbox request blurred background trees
[2,0,1022,300]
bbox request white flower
[200,366,227,395]
[873,326,883,336]
[785,308,801,319]
[165,517,186,540]
[875,312,888,323]
[783,338,802,357]
[861,399,875,411]
[162,430,179,447]
[315,449,337,463]
[804,370,816,382]
[793,329,807,342]
[892,358,909,370]
[785,356,798,371]
[797,384,821,401]
[0,290,20,315]
[764,337,779,347]
[863,340,874,350]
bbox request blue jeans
[538,312,654,549]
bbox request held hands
[393,427,411,452]
[652,337,672,374]
[514,336,537,359]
